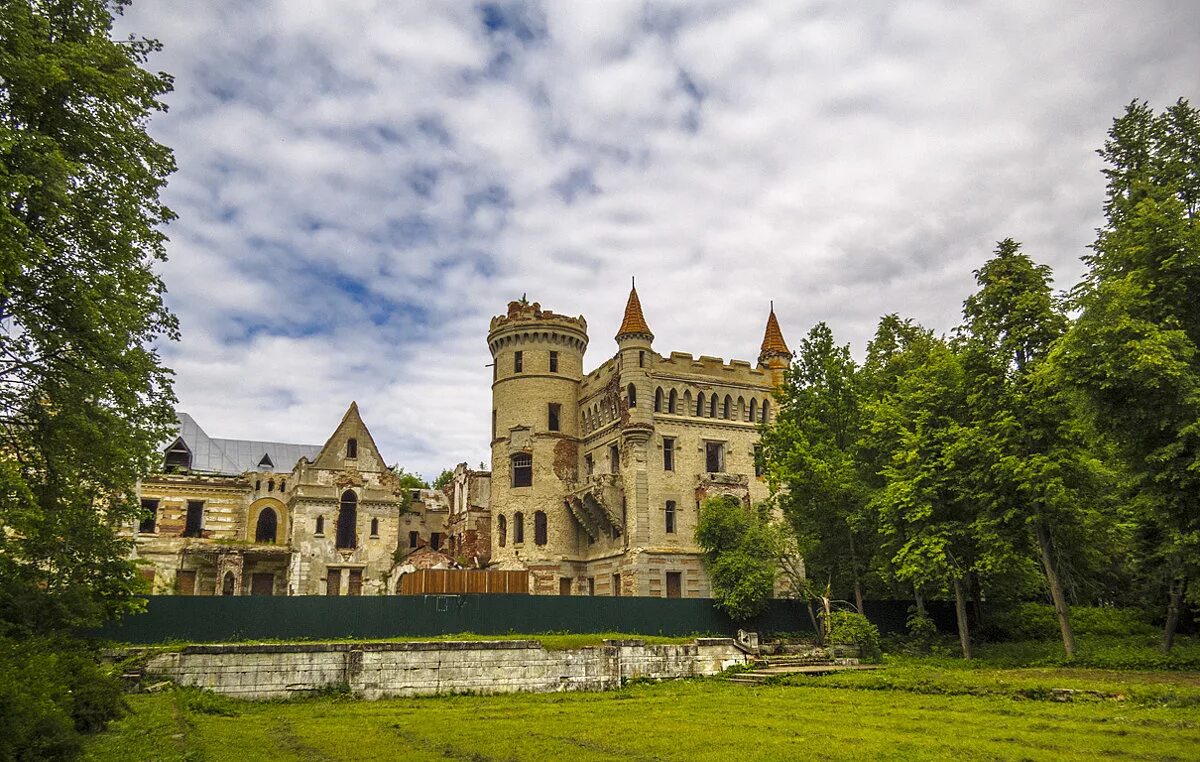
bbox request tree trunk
[847,530,865,614]
[1036,521,1076,659]
[969,572,986,631]
[854,581,865,616]
[1163,577,1187,653]
[952,576,972,660]
[806,600,823,645]
[913,585,926,618]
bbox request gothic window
[370,517,379,537]
[514,512,525,544]
[255,479,261,491]
[336,491,357,549]
[723,395,732,419]
[183,500,204,537]
[762,399,770,423]
[511,453,532,487]
[255,507,278,543]
[267,479,274,492]
[548,403,560,432]
[738,396,746,421]
[749,398,758,422]
[549,351,559,373]
[696,393,705,416]
[663,437,675,471]
[709,395,718,417]
[654,387,663,412]
[534,511,547,545]
[498,515,507,547]
[346,438,358,458]
[138,499,158,534]
[665,501,677,534]
[668,389,678,414]
[627,383,637,408]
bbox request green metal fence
[91,595,951,644]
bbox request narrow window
[254,507,277,543]
[255,479,262,491]
[549,351,559,373]
[315,515,325,535]
[326,569,341,596]
[534,511,547,545]
[668,389,678,414]
[612,573,621,596]
[663,437,675,471]
[514,351,523,373]
[370,517,379,537]
[280,480,286,492]
[347,569,363,596]
[627,383,637,407]
[409,530,419,548]
[638,350,645,367]
[705,441,724,473]
[585,453,594,475]
[559,577,572,596]
[696,393,705,416]
[723,395,732,419]
[431,532,442,551]
[548,403,561,432]
[336,491,357,549]
[222,571,236,596]
[609,443,619,474]
[762,399,770,423]
[492,409,497,439]
[709,395,718,417]
[749,398,758,422]
[183,500,204,537]
[754,445,765,478]
[138,499,158,534]
[511,453,533,487]
[588,577,595,596]
[346,438,358,458]
[654,388,663,412]
[514,512,525,544]
[267,479,274,492]
[497,515,507,547]
[666,571,682,598]
[665,501,676,534]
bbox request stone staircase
[724,648,882,685]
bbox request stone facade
[487,288,791,598]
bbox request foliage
[0,0,178,636]
[432,469,454,490]
[695,496,782,621]
[823,610,881,662]
[392,466,429,490]
[988,604,1160,642]
[0,637,126,761]
[899,611,940,654]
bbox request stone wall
[137,638,747,700]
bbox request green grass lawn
[84,668,1200,761]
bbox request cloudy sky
[116,1,1199,479]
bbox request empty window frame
[370,517,379,537]
[138,499,158,534]
[696,393,706,416]
[346,438,358,458]
[409,530,419,548]
[705,441,725,473]
[164,438,191,471]
[663,437,675,471]
[723,395,732,419]
[612,573,621,596]
[315,515,325,535]
[514,351,523,373]
[514,511,525,544]
[534,510,548,545]
[668,389,678,414]
[762,399,770,423]
[609,443,620,474]
[183,500,204,537]
[627,383,637,407]
[254,507,278,543]
[638,350,645,367]
[585,453,594,475]
[336,491,357,549]
[430,532,442,551]
[665,500,677,534]
[548,403,561,432]
[749,398,758,422]
[654,387,663,412]
[511,453,533,487]
[549,350,559,373]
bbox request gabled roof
[615,280,653,340]
[310,401,387,471]
[166,412,322,475]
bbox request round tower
[487,298,588,575]
[615,279,655,434]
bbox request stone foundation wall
[137,638,747,700]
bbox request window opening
[346,438,358,458]
[548,403,560,432]
[696,393,705,416]
[762,399,770,422]
[723,395,732,419]
[164,438,192,471]
[138,499,158,534]
[585,453,594,475]
[665,501,677,534]
[612,573,621,596]
[326,569,341,596]
[336,491,357,549]
[654,387,663,412]
[222,571,236,596]
[663,438,675,471]
[668,389,678,414]
[749,398,758,422]
[755,445,765,478]
[666,571,682,598]
[431,532,441,551]
[549,351,558,373]
[267,479,274,492]
[370,517,379,537]
[559,577,572,596]
[511,453,533,487]
[627,383,637,407]
[709,395,718,417]
[534,511,547,545]
[347,569,363,596]
[514,351,523,373]
[255,508,277,543]
[497,515,506,547]
[639,350,645,367]
[705,441,724,473]
[183,500,204,537]
[609,443,620,474]
[257,452,273,470]
[514,512,525,544]
[315,515,325,535]
[409,530,419,548]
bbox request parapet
[489,300,587,335]
[655,350,770,386]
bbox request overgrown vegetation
[695,495,783,621]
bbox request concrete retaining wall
[138,638,748,699]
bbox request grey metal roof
[166,412,323,475]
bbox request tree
[392,467,429,491]
[1055,99,1200,651]
[432,469,454,490]
[695,495,782,621]
[0,0,177,636]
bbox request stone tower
[486,299,589,580]
[757,302,792,386]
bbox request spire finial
[759,303,790,360]
[615,279,653,342]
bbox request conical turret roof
[759,304,790,358]
[615,280,653,341]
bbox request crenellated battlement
[489,300,587,335]
[654,351,771,387]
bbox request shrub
[988,603,1159,642]
[825,611,882,662]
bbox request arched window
[710,395,718,417]
[668,389,678,414]
[654,387,664,412]
[346,438,358,458]
[627,384,637,408]
[534,511,547,545]
[762,399,770,422]
[336,491,357,549]
[254,508,278,543]
[737,396,746,421]
[514,511,525,544]
[683,390,692,416]
[222,571,235,596]
[511,453,532,487]
[370,517,379,536]
[267,479,274,492]
[723,395,732,419]
[498,514,507,547]
[280,480,286,492]
[255,479,261,491]
[696,393,706,416]
[749,398,758,422]
[315,515,324,535]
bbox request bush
[0,638,126,761]
[825,611,882,662]
[988,603,1158,642]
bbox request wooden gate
[398,569,529,595]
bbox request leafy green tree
[0,0,177,636]
[432,469,454,490]
[762,322,874,611]
[1055,99,1200,651]
[695,495,782,621]
[392,467,430,491]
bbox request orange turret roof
[760,303,790,356]
[615,280,653,340]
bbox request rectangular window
[347,569,363,596]
[705,441,725,473]
[559,577,572,596]
[183,500,204,537]
[514,351,523,373]
[548,403,560,432]
[549,351,559,373]
[585,453,594,475]
[326,569,342,596]
[512,453,533,487]
[638,350,645,367]
[612,573,621,597]
[409,531,419,548]
[666,571,682,598]
[430,532,442,551]
[492,409,497,440]
[588,577,595,596]
[609,443,619,474]
[138,499,158,534]
[665,501,677,534]
[663,437,675,471]
[175,570,196,596]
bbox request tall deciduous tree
[0,0,177,635]
[1056,99,1200,651]
[695,495,782,622]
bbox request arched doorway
[221,571,236,596]
[336,491,357,549]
